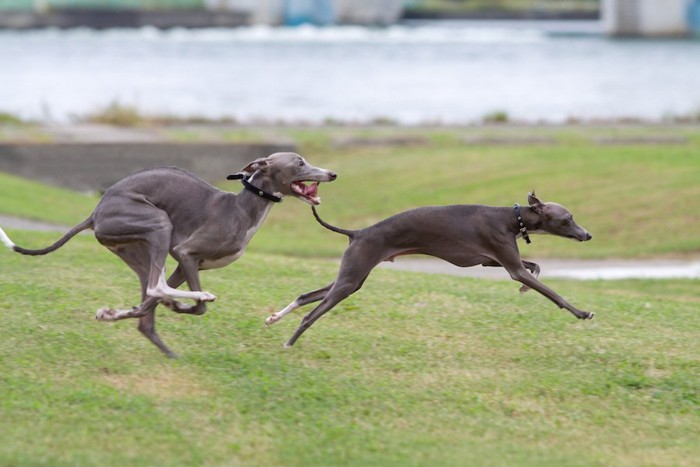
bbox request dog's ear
[240,157,270,175]
[528,190,545,213]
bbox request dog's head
[527,191,592,242]
[236,152,337,205]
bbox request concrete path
[0,215,77,232]
[380,257,700,280]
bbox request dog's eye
[297,159,305,167]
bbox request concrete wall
[334,0,403,26]
[0,143,295,192]
[0,8,248,28]
[205,0,283,25]
[1,0,403,27]
[603,0,691,36]
[205,0,403,25]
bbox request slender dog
[0,152,336,357]
[266,192,593,347]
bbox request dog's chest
[199,210,271,270]
[200,251,244,270]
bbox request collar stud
[514,203,532,244]
[227,173,282,203]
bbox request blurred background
[2,4,700,465]
[1,0,699,268]
[1,0,699,124]
[0,0,700,264]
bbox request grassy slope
[0,171,98,225]
[1,127,699,465]
[0,233,698,466]
[2,126,700,259]
[255,129,700,259]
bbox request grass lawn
[2,125,699,259]
[0,233,698,466]
[1,125,699,465]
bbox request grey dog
[0,152,336,357]
[266,192,594,347]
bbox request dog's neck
[232,173,281,227]
[513,205,543,241]
[241,173,283,203]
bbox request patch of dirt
[593,136,688,145]
[101,366,210,399]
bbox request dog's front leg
[496,253,594,320]
[518,260,540,293]
[511,268,594,319]
[158,264,209,315]
[147,268,215,302]
[481,259,540,293]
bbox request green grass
[252,128,700,259]
[1,125,699,465]
[0,232,698,465]
[2,126,700,259]
[0,171,98,226]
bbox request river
[1,20,699,124]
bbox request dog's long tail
[311,207,356,239]
[1,217,94,256]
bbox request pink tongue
[306,182,319,197]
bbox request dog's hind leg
[285,244,380,347]
[265,282,334,326]
[138,264,200,358]
[93,241,175,357]
[137,311,177,358]
[284,278,363,348]
[96,240,157,321]
[516,260,540,293]
[95,240,185,357]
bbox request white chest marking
[200,205,272,270]
[200,251,244,270]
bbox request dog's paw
[95,306,116,321]
[265,314,280,326]
[197,291,217,302]
[577,311,595,320]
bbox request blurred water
[1,20,699,124]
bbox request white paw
[265,314,280,326]
[95,306,116,321]
[197,291,217,302]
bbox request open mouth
[291,181,321,205]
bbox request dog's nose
[585,232,592,241]
[328,171,337,180]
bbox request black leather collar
[514,203,531,244]
[227,173,282,203]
